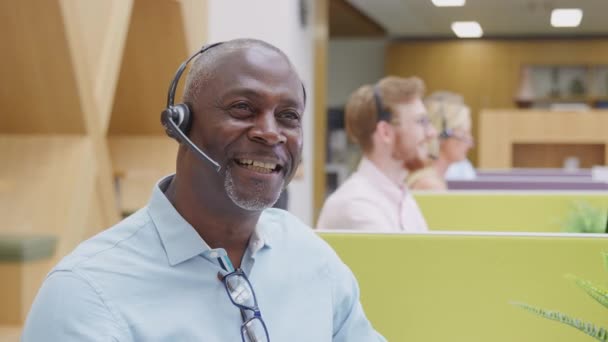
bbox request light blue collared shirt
[23,176,385,341]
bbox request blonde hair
[345,76,425,153]
[425,91,471,157]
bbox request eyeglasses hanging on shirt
[220,269,270,342]
[217,254,270,342]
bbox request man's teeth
[237,159,277,171]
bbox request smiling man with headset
[22,39,385,342]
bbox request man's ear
[374,121,395,145]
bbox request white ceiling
[347,0,608,38]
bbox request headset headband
[372,85,391,122]
[166,42,224,107]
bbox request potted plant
[562,201,607,234]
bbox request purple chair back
[447,178,608,191]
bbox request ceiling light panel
[451,21,483,38]
[551,8,583,27]
[432,0,466,7]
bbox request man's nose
[248,111,286,145]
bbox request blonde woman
[407,91,474,190]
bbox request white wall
[208,0,315,225]
[328,38,387,108]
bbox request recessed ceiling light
[432,0,466,7]
[451,21,483,38]
[551,8,583,27]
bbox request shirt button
[209,251,219,258]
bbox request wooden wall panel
[0,325,21,341]
[109,136,177,213]
[60,0,134,134]
[386,39,608,164]
[86,190,107,239]
[107,0,207,214]
[0,260,51,325]
[0,134,99,323]
[0,264,20,324]
[512,143,605,168]
[109,0,191,135]
[0,0,85,134]
[479,109,608,168]
[180,0,209,53]
[329,0,385,38]
[109,136,177,174]
[0,1,208,326]
[61,0,130,227]
[0,136,96,255]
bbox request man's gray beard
[224,165,284,211]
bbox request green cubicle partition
[321,231,608,342]
[414,191,608,232]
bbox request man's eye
[229,102,255,118]
[232,102,253,111]
[278,111,301,121]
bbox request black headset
[372,85,391,122]
[160,42,224,172]
[438,101,452,139]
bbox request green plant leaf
[562,201,606,234]
[565,274,608,310]
[603,252,608,273]
[511,301,608,341]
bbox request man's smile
[234,157,284,174]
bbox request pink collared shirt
[316,158,428,232]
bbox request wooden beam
[61,0,130,226]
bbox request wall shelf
[516,64,608,109]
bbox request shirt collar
[147,175,272,266]
[250,219,273,254]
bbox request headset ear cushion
[173,103,192,134]
[160,107,178,140]
[160,104,192,141]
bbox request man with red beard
[317,76,436,232]
[23,39,385,342]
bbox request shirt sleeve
[22,270,130,342]
[330,258,387,342]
